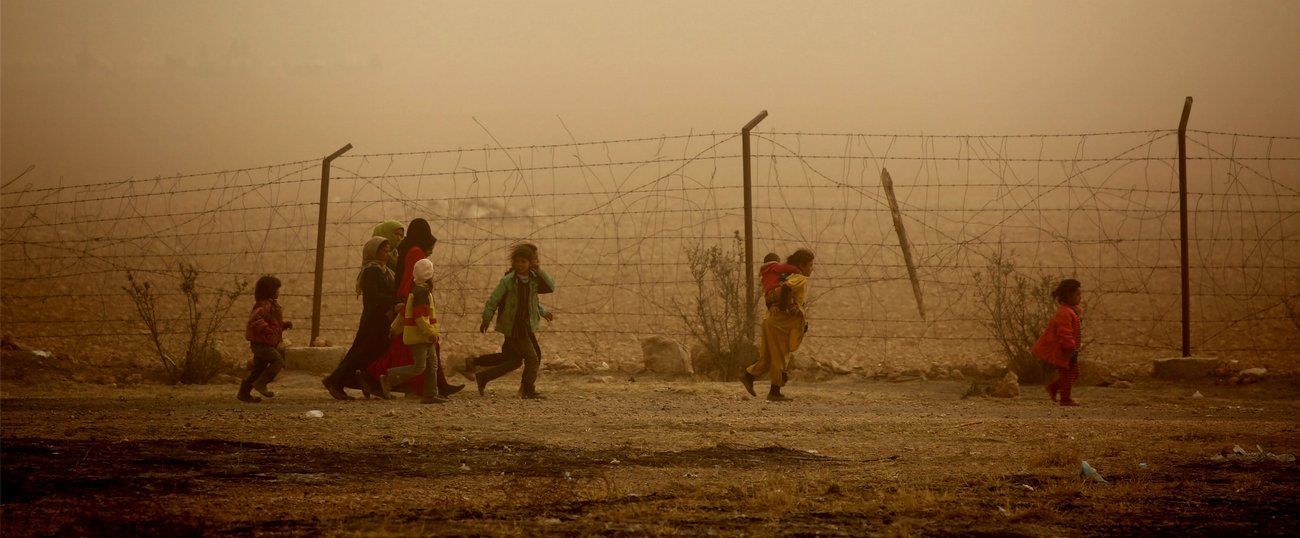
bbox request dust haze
[4,0,1299,184]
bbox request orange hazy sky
[3,0,1298,185]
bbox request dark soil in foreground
[2,372,1299,537]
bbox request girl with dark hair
[239,275,293,403]
[322,236,401,400]
[365,218,463,399]
[1032,279,1084,406]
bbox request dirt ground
[2,368,1299,538]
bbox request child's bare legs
[381,343,431,399]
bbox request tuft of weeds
[1030,446,1083,469]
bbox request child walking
[239,275,293,403]
[476,244,555,399]
[380,258,445,404]
[1032,279,1083,406]
[464,243,554,382]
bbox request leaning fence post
[1178,97,1192,357]
[881,168,925,319]
[741,110,768,342]
[311,143,353,344]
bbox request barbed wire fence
[2,127,1297,374]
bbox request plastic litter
[1210,445,1296,463]
[305,410,324,418]
[1139,463,1148,469]
[1079,460,1108,483]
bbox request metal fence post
[1178,97,1193,357]
[311,143,353,344]
[742,110,768,341]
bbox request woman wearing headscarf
[366,218,464,399]
[322,236,402,399]
[372,220,405,273]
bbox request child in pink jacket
[1031,279,1083,406]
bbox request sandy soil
[2,370,1299,537]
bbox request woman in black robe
[322,236,401,399]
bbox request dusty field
[2,370,1299,538]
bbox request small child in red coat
[1031,279,1083,406]
[760,253,802,313]
[239,275,293,403]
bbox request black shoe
[767,386,792,402]
[236,380,263,403]
[323,379,354,401]
[355,371,373,399]
[441,383,465,397]
[740,371,757,397]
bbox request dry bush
[123,263,246,385]
[973,250,1067,384]
[675,232,759,381]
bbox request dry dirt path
[3,372,1299,537]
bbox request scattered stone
[690,344,722,380]
[595,362,611,371]
[1239,368,1267,384]
[588,376,613,384]
[990,371,1020,398]
[124,373,144,385]
[1153,357,1220,379]
[95,374,117,385]
[949,369,964,381]
[1210,445,1296,463]
[283,346,347,374]
[305,410,324,418]
[1113,380,1133,389]
[310,337,333,347]
[640,336,692,374]
[1192,391,1204,398]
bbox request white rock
[1192,391,1204,398]
[640,336,693,374]
[305,410,325,418]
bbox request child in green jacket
[476,244,555,398]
